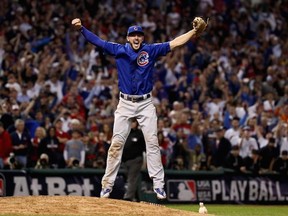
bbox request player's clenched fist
[71,18,82,30]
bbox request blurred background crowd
[0,0,288,175]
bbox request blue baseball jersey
[81,27,171,95]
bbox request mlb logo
[167,180,197,201]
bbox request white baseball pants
[101,96,164,190]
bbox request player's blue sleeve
[80,26,121,56]
[150,42,171,57]
[103,42,122,56]
[80,26,105,48]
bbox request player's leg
[101,100,132,197]
[137,100,166,199]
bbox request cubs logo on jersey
[137,51,149,66]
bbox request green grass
[1,205,288,216]
[168,204,288,216]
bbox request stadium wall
[0,169,287,204]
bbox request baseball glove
[192,17,209,36]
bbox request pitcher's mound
[0,196,206,216]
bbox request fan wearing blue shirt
[71,18,206,200]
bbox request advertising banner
[0,170,125,199]
[166,175,288,204]
[1,169,288,204]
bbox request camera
[72,158,79,167]
[40,158,48,166]
[69,158,80,168]
[8,153,16,165]
[35,154,50,169]
[7,152,21,169]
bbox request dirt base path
[0,196,213,216]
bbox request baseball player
[71,17,207,199]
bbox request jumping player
[71,18,207,199]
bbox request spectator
[92,132,110,169]
[83,132,98,168]
[168,101,183,125]
[9,119,32,168]
[55,109,72,132]
[158,130,172,168]
[243,149,261,174]
[224,117,241,142]
[35,153,50,169]
[230,126,259,158]
[172,111,191,136]
[61,85,86,121]
[5,74,21,93]
[263,92,276,113]
[157,117,174,139]
[17,83,30,104]
[121,118,146,201]
[224,145,246,173]
[0,121,13,168]
[187,124,206,154]
[189,143,207,171]
[259,138,279,174]
[210,126,232,169]
[205,95,226,122]
[275,121,288,153]
[101,123,113,144]
[272,150,288,175]
[255,125,274,149]
[170,129,189,170]
[44,74,64,104]
[54,119,70,152]
[1,103,22,131]
[38,126,64,168]
[28,126,46,168]
[67,118,83,135]
[63,129,85,168]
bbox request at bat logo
[137,51,149,66]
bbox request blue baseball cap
[127,25,144,36]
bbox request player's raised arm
[169,17,208,51]
[169,29,198,50]
[71,18,105,48]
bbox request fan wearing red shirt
[55,119,70,152]
[0,122,13,168]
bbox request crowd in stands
[0,0,288,175]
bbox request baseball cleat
[100,188,112,198]
[154,188,166,199]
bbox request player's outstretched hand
[192,17,209,37]
[71,18,82,30]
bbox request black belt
[120,93,151,102]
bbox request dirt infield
[0,196,211,216]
